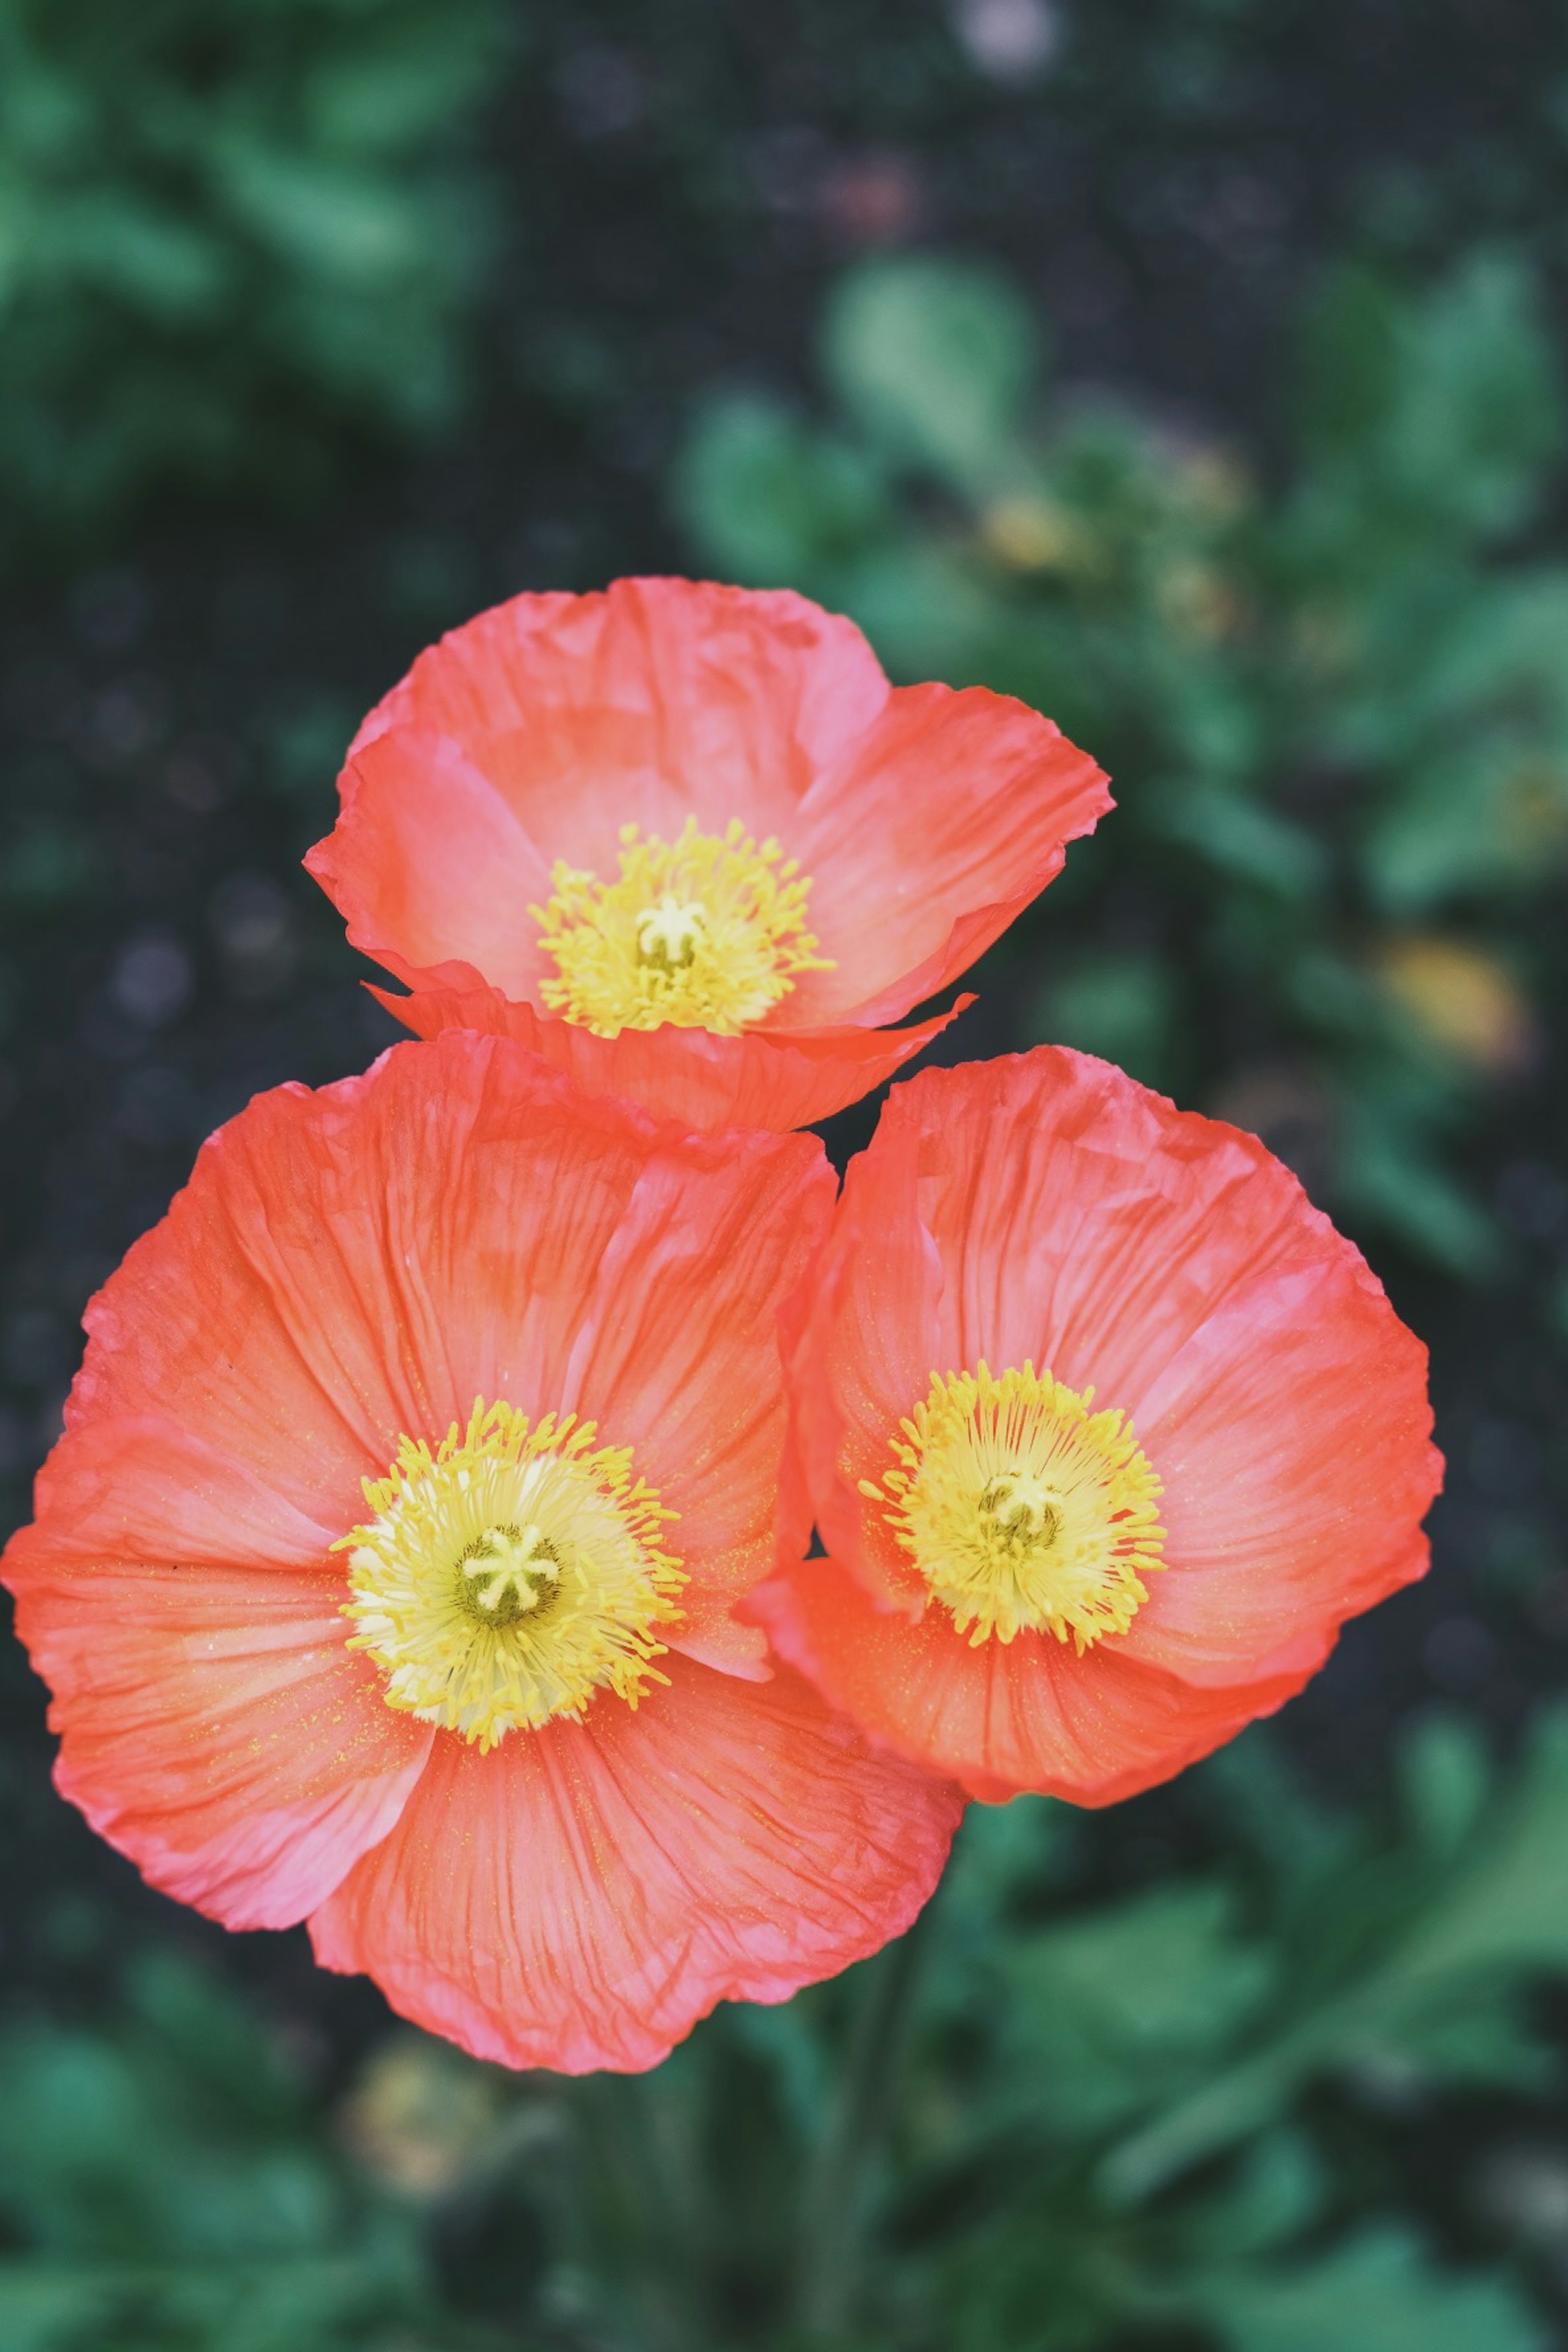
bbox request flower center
[861,1361,1166,1651]
[531,817,833,1037]
[454,1521,561,1628]
[339,1399,685,1750]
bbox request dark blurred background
[5,5,1568,2347]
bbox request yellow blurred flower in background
[341,2035,504,2200]
[1376,933,1536,1075]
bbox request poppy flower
[752,1049,1442,1806]
[304,577,1110,1132]
[2,1033,962,2071]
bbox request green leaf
[1183,2133,1332,2261]
[0,2263,119,2352]
[1297,254,1562,548]
[304,18,507,155]
[672,393,891,586]
[1395,1712,1492,1863]
[1195,1730,1350,1891]
[1396,255,1563,539]
[211,140,429,284]
[1000,1884,1275,2136]
[1197,2227,1549,2352]
[0,0,503,537]
[1296,261,1406,470]
[1360,571,1568,910]
[1384,1708,1568,1995]
[1154,785,1329,901]
[0,1961,428,2349]
[1032,949,1174,1088]
[821,253,1041,494]
[1335,1114,1499,1277]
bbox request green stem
[577,2071,712,2351]
[795,1898,940,2346]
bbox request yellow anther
[339,1400,684,1748]
[862,1361,1165,1652]
[532,817,833,1037]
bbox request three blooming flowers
[3,578,1442,2073]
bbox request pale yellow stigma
[339,1399,685,1750]
[531,816,833,1038]
[862,1361,1166,1652]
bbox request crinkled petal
[786,682,1109,1027]
[27,1040,715,1570]
[778,1047,1441,1797]
[753,1555,1315,1806]
[308,1652,963,2071]
[307,729,555,1001]
[4,1032,834,1936]
[552,1129,833,1675]
[7,1553,431,1927]
[308,580,894,1000]
[305,578,1106,1130]
[373,978,969,1135]
[876,1054,1441,1686]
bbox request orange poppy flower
[2,1033,962,2070]
[305,578,1109,1132]
[752,1049,1442,1806]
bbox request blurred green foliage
[0,0,508,543]
[768,1708,1568,2349]
[0,1953,433,2351]
[20,1715,1568,2349]
[676,247,1568,1272]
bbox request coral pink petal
[8,1555,430,1927]
[785,1140,947,1604]
[808,1050,1440,1689]
[15,1065,524,1575]
[308,1651,963,2072]
[777,1046,1441,1796]
[249,1031,837,1670]
[307,579,1106,1131]
[785,684,1110,1027]
[350,579,893,835]
[182,1028,835,1675]
[306,730,556,1002]
[6,1025,879,1995]
[308,580,894,1000]
[374,979,969,1134]
[33,1033,754,1577]
[553,1128,835,1677]
[753,1557,1314,1807]
[46,1028,823,1554]
[1119,1261,1438,1686]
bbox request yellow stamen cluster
[339,1399,685,1750]
[863,1361,1165,1651]
[532,817,833,1038]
